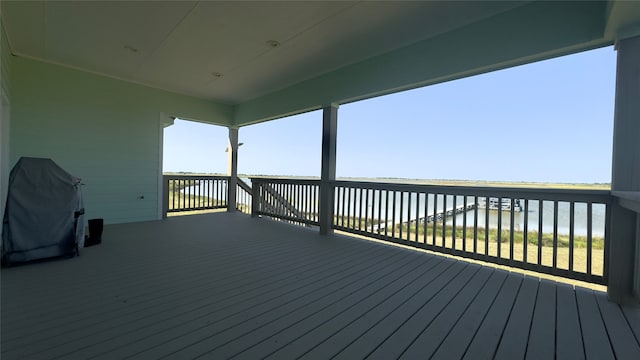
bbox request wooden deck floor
[2,213,640,359]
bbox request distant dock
[369,202,477,233]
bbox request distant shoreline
[163,172,610,190]
[336,178,611,190]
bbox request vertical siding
[9,57,233,224]
[0,19,11,229]
[1,19,11,98]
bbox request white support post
[227,127,239,213]
[608,35,640,304]
[319,105,338,235]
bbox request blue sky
[164,46,616,183]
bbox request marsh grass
[167,191,225,211]
[169,204,605,277]
[334,215,604,277]
[394,224,604,249]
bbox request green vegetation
[167,182,224,211]
[168,192,224,211]
[391,223,604,249]
[333,216,605,277]
[333,215,604,250]
[168,179,199,192]
[334,215,375,229]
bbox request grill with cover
[2,157,85,265]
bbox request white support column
[319,105,338,235]
[608,35,640,304]
[227,127,239,213]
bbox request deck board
[2,213,640,360]
[525,280,557,359]
[274,259,454,360]
[493,276,539,359]
[234,256,445,359]
[430,270,508,360]
[163,249,428,359]
[9,227,382,359]
[4,239,347,356]
[328,262,472,360]
[595,293,640,359]
[576,287,616,360]
[556,283,585,360]
[399,267,497,359]
[622,304,640,344]
[365,265,484,359]
[92,235,396,359]
[462,273,524,359]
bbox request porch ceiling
[2,1,640,126]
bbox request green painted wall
[10,57,233,224]
[1,18,11,98]
[0,19,10,230]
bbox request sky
[163,46,616,183]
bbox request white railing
[163,175,254,215]
[252,178,611,285]
[334,181,610,284]
[236,178,252,215]
[251,178,320,226]
[163,175,229,213]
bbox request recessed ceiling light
[266,40,280,48]
[123,45,138,53]
[211,72,223,78]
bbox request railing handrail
[612,190,640,213]
[163,174,229,181]
[261,183,309,220]
[250,177,320,185]
[234,177,253,215]
[163,174,230,214]
[249,177,610,201]
[250,178,319,226]
[237,177,252,193]
[331,180,611,203]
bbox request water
[180,178,252,203]
[181,180,228,201]
[453,201,605,237]
[336,192,606,237]
[181,182,606,237]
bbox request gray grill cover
[2,157,85,264]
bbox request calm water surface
[184,182,606,237]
